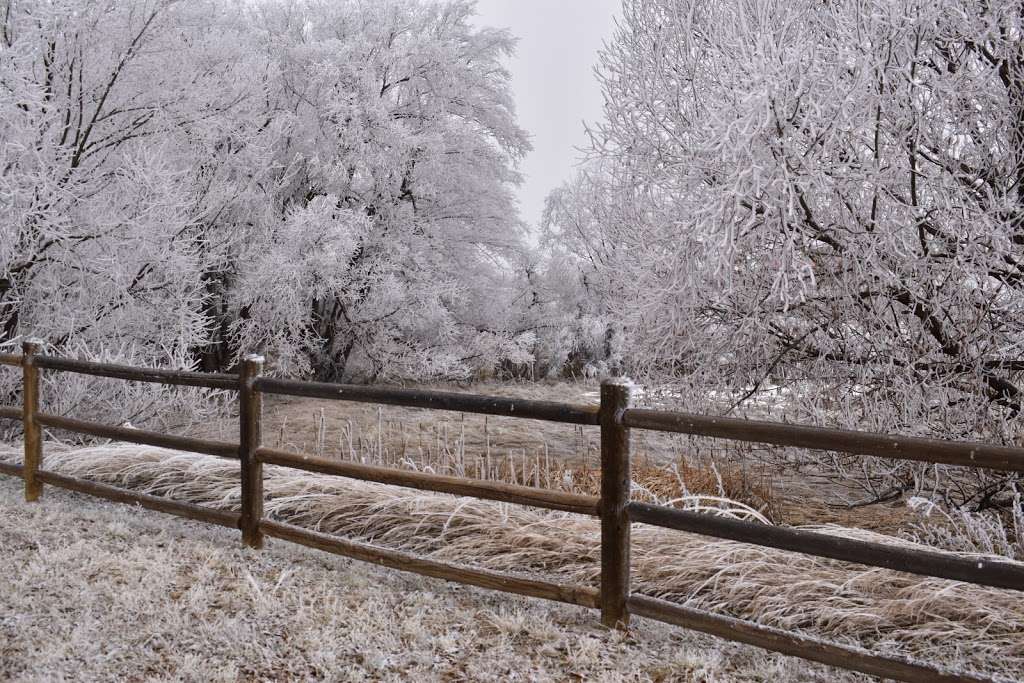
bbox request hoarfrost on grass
[1,443,1021,681]
[0,474,846,682]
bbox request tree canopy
[0,0,534,380]
[539,0,1024,503]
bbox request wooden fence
[1,339,1022,682]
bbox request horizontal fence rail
[37,469,240,529]
[257,446,600,515]
[628,501,1024,591]
[626,595,988,683]
[256,376,601,425]
[0,347,1018,682]
[0,460,23,477]
[623,408,1024,473]
[260,518,600,608]
[35,413,239,459]
[35,355,238,390]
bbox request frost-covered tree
[0,0,251,366]
[226,0,533,380]
[0,0,259,427]
[535,160,629,377]
[1,0,534,385]
[548,0,1024,506]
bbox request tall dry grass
[1,443,1020,680]
[250,404,778,520]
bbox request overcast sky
[471,0,620,230]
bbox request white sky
[471,0,620,230]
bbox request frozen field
[0,476,848,682]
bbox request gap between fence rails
[0,346,1020,682]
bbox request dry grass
[1,443,1022,681]
[0,473,855,682]
[185,390,926,531]
[182,391,780,521]
[190,387,708,477]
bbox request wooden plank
[259,518,599,608]
[256,377,600,425]
[0,353,21,366]
[622,408,1024,473]
[35,355,238,390]
[0,460,23,477]
[628,594,993,683]
[627,501,1024,591]
[239,355,264,549]
[256,446,600,516]
[0,406,21,420]
[599,379,632,628]
[37,469,240,528]
[35,413,239,459]
[22,340,42,501]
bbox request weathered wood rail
[1,340,1021,682]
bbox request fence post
[599,377,632,628]
[22,339,42,502]
[239,354,265,548]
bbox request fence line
[0,340,1020,682]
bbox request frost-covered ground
[3,383,1020,681]
[0,475,852,682]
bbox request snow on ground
[0,476,854,682]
